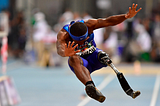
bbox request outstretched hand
[125,3,142,19]
[64,41,80,57]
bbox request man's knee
[69,55,81,65]
[98,51,112,65]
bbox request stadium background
[0,0,160,106]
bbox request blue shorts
[68,48,107,74]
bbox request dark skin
[56,3,142,85]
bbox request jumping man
[56,3,142,103]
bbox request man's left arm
[92,3,142,29]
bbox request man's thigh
[68,48,107,74]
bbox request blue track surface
[0,59,160,106]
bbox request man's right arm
[56,29,67,57]
[56,29,80,57]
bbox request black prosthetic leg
[98,51,140,99]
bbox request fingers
[66,41,78,50]
[129,7,131,13]
[71,41,75,47]
[132,3,135,10]
[135,4,138,9]
[136,8,142,13]
[68,41,71,47]
[131,3,142,12]
[67,41,77,47]
[132,3,138,11]
[65,43,67,48]
[67,41,75,48]
[73,44,78,49]
[75,50,81,53]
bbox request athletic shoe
[131,91,141,99]
[85,83,106,103]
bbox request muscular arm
[56,29,80,57]
[88,14,127,30]
[56,29,67,57]
[99,14,127,27]
[86,3,141,30]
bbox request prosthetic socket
[98,51,112,65]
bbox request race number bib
[76,46,96,56]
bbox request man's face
[73,37,89,45]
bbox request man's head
[69,22,88,41]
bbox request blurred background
[0,0,160,65]
[0,0,160,106]
[0,0,160,66]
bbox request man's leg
[98,51,140,99]
[69,55,92,85]
[69,55,105,103]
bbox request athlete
[56,3,142,103]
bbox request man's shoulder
[57,29,71,42]
[63,24,69,32]
[85,19,97,27]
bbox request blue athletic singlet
[63,20,107,74]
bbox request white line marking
[77,74,115,106]
[0,60,23,74]
[150,75,160,106]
